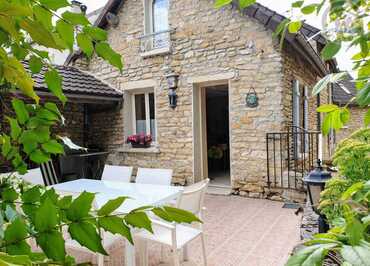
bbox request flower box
[126,133,152,148]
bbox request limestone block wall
[75,0,287,189]
[335,106,366,143]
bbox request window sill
[118,145,161,154]
[140,47,171,58]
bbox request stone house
[66,0,337,199]
[333,77,367,143]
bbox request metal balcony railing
[139,30,172,54]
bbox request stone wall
[335,106,366,143]
[71,0,327,198]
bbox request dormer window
[140,0,171,56]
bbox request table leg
[125,239,136,266]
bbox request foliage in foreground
[215,0,370,131]
[286,180,370,266]
[286,129,370,265]
[0,0,123,174]
[0,176,200,265]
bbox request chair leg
[201,234,207,266]
[138,239,148,266]
[97,254,104,266]
[160,245,165,263]
[183,245,189,262]
[172,249,181,266]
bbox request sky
[67,0,352,71]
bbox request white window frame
[130,90,156,140]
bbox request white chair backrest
[40,161,58,186]
[101,165,133,182]
[177,179,209,217]
[20,168,44,185]
[135,168,173,186]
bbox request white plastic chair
[56,190,122,266]
[20,168,44,185]
[135,179,210,266]
[135,168,173,186]
[101,165,133,182]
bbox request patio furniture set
[0,165,209,266]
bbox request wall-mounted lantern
[246,87,258,108]
[165,70,179,109]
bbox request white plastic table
[52,179,183,266]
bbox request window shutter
[303,86,309,152]
[292,80,300,158]
[292,80,300,129]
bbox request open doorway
[205,85,230,186]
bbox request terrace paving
[70,195,301,266]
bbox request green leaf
[62,11,90,26]
[19,18,60,49]
[39,0,69,11]
[67,191,95,221]
[36,230,65,262]
[312,72,347,96]
[21,186,41,203]
[33,5,52,30]
[317,104,339,113]
[44,69,67,104]
[346,218,364,246]
[214,0,232,9]
[98,217,133,244]
[30,149,50,164]
[340,108,350,124]
[3,57,38,103]
[69,221,107,255]
[239,0,256,9]
[321,41,341,60]
[11,99,29,125]
[163,206,202,223]
[56,20,74,51]
[84,26,108,41]
[285,243,337,266]
[97,197,128,216]
[95,42,123,72]
[44,102,61,117]
[292,1,304,8]
[41,140,64,154]
[2,187,18,202]
[76,33,94,58]
[301,4,317,14]
[7,117,21,140]
[0,253,32,266]
[1,135,11,157]
[34,197,58,232]
[28,56,43,74]
[0,2,32,16]
[356,84,370,107]
[124,212,153,233]
[4,218,31,255]
[288,21,302,33]
[340,244,370,266]
[364,109,370,126]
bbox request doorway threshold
[207,183,232,196]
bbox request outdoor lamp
[165,71,179,109]
[246,87,258,108]
[304,159,332,232]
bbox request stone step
[207,186,232,196]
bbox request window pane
[135,94,146,134]
[153,0,169,32]
[149,93,156,140]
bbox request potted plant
[127,132,152,148]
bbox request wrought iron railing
[266,126,321,190]
[139,30,172,53]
